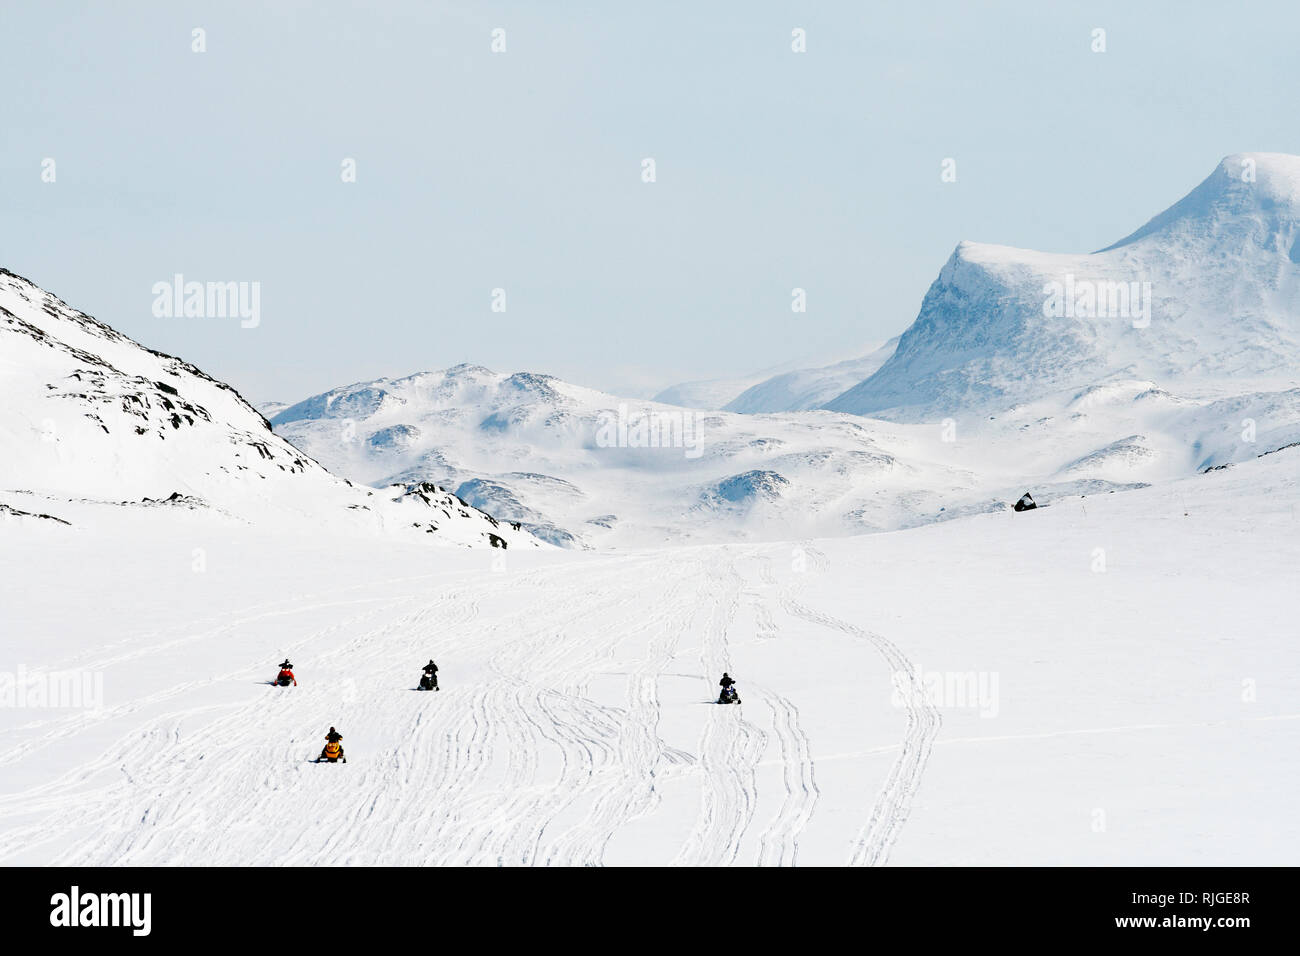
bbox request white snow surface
[1,451,1296,865]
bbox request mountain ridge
[0,269,541,549]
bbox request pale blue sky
[3,1,1296,401]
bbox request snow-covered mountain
[824,153,1300,419]
[0,269,539,549]
[268,364,1010,547]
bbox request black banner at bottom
[0,865,1285,943]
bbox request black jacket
[719,676,736,689]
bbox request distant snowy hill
[653,345,883,411]
[652,374,771,411]
[824,154,1300,420]
[268,364,994,547]
[0,270,539,549]
[724,338,899,413]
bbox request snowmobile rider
[717,673,740,703]
[422,659,439,689]
[320,727,343,760]
[275,660,297,686]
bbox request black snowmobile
[418,660,439,692]
[717,673,741,704]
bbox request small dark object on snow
[418,659,440,691]
[1013,492,1037,512]
[717,673,741,704]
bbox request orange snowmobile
[316,727,346,763]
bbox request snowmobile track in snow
[777,586,940,866]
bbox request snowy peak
[824,154,1300,419]
[1103,152,1300,252]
